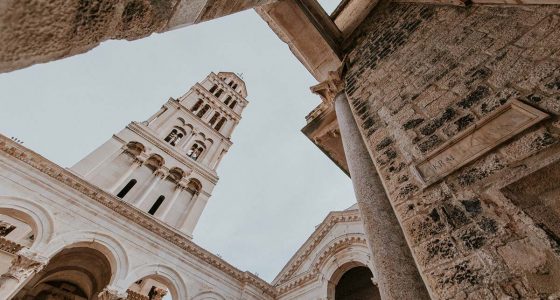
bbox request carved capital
[150,287,168,300]
[154,169,167,179]
[98,286,128,300]
[310,64,347,105]
[0,248,48,283]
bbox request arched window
[224,96,232,105]
[209,112,220,126]
[228,80,234,86]
[215,89,223,98]
[196,104,210,118]
[171,133,183,146]
[148,196,165,215]
[191,99,203,112]
[232,84,238,89]
[164,129,178,143]
[187,143,205,161]
[215,117,227,131]
[209,85,217,93]
[229,100,237,110]
[117,179,137,198]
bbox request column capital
[310,63,347,105]
[1,248,48,283]
[154,169,168,179]
[151,287,168,300]
[97,286,128,300]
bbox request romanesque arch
[43,231,130,285]
[123,264,187,300]
[13,245,115,299]
[191,291,226,300]
[0,196,54,250]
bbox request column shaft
[334,92,429,300]
[135,172,164,207]
[108,159,141,193]
[159,185,183,220]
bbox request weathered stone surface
[344,2,560,298]
[0,0,275,73]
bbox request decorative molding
[128,122,220,185]
[0,135,276,297]
[413,100,549,186]
[0,248,48,284]
[275,234,368,296]
[98,287,128,300]
[274,209,361,285]
[0,237,23,255]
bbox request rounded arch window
[187,143,205,161]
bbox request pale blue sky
[0,5,354,293]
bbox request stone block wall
[344,3,560,298]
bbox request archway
[126,275,174,300]
[13,247,113,300]
[334,266,380,300]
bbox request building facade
[0,73,279,300]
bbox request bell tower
[71,72,248,237]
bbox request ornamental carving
[98,287,128,300]
[310,64,347,105]
[0,248,47,284]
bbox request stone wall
[0,0,273,73]
[344,3,560,298]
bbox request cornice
[273,209,361,285]
[127,122,220,185]
[0,134,276,297]
[275,234,368,296]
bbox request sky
[0,1,354,292]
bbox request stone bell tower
[71,72,248,237]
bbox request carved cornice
[125,289,148,300]
[274,210,361,285]
[127,122,220,185]
[276,234,368,296]
[0,135,276,297]
[0,237,23,254]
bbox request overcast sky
[0,1,354,290]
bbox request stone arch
[15,246,115,300]
[186,178,203,194]
[124,141,145,157]
[327,263,379,300]
[123,264,187,300]
[145,154,165,171]
[43,231,129,285]
[168,167,185,183]
[0,196,54,250]
[192,291,226,300]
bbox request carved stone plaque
[414,100,549,186]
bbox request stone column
[334,91,429,299]
[179,191,210,233]
[135,169,166,207]
[158,182,186,220]
[0,248,48,299]
[98,286,128,300]
[109,158,143,194]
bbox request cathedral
[1,0,560,299]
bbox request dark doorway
[335,266,380,300]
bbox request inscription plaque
[413,100,549,186]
